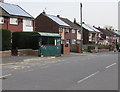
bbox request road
[1,52,118,90]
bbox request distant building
[96,27,120,45]
[74,21,101,45]
[59,17,81,53]
[0,2,34,32]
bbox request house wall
[1,17,23,32]
[35,14,59,33]
[60,28,65,39]
[8,18,23,32]
[1,17,34,32]
[83,28,89,44]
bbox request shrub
[0,29,11,51]
[12,32,39,50]
[98,45,110,49]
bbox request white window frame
[59,28,63,33]
[10,18,18,25]
[72,39,76,44]
[72,29,76,33]
[25,19,32,27]
[65,28,70,33]
[0,17,4,24]
[66,39,70,44]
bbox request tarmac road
[2,52,118,90]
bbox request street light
[80,3,83,53]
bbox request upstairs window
[72,29,76,33]
[65,28,70,33]
[10,18,18,25]
[0,17,4,24]
[59,28,63,33]
[25,20,32,27]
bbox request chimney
[57,15,60,17]
[42,10,46,14]
[98,26,100,28]
[74,18,76,23]
[0,0,4,2]
[82,22,85,24]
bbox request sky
[4,0,119,30]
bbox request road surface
[1,52,118,90]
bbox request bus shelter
[32,32,61,57]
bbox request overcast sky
[5,0,119,30]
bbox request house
[35,12,71,54]
[58,17,81,53]
[96,27,120,45]
[0,2,34,32]
[74,21,100,45]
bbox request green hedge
[98,45,110,49]
[12,32,39,50]
[0,29,11,51]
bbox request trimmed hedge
[98,45,110,49]
[0,29,11,51]
[12,32,39,50]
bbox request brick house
[0,2,34,32]
[35,12,71,54]
[74,21,101,45]
[96,27,120,45]
[59,17,81,53]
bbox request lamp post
[80,3,83,53]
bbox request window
[72,29,76,33]
[61,40,65,44]
[66,39,70,44]
[59,28,63,33]
[0,17,4,24]
[56,39,61,46]
[72,39,76,44]
[26,20,32,27]
[65,28,70,33]
[77,40,80,44]
[10,18,18,25]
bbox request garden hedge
[12,32,39,50]
[0,29,11,51]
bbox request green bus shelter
[32,32,61,57]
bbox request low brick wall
[17,49,39,56]
[62,44,70,54]
[0,50,11,57]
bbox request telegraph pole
[80,3,83,53]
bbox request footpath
[1,51,116,64]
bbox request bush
[0,29,11,51]
[98,45,110,49]
[12,32,39,50]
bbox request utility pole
[80,3,83,53]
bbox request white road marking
[105,63,117,69]
[77,71,100,84]
[0,74,12,79]
[23,69,34,72]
